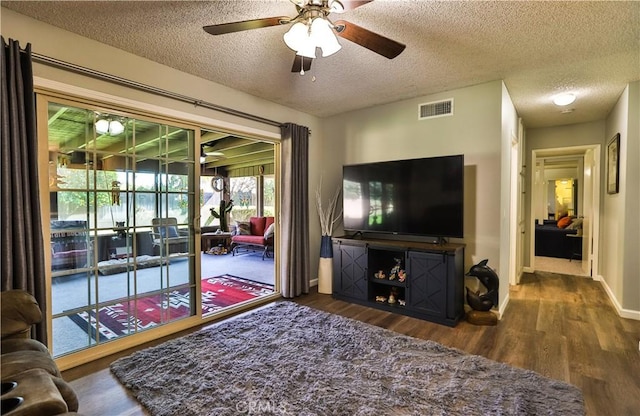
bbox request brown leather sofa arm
[1,290,43,340]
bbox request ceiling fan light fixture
[202,145,225,157]
[311,17,341,57]
[328,0,345,13]
[296,35,318,58]
[319,37,341,57]
[285,16,341,59]
[284,22,309,51]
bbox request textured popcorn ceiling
[3,1,639,128]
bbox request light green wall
[323,80,511,310]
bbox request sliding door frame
[35,79,282,371]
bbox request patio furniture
[202,232,232,255]
[151,218,189,255]
[231,216,274,260]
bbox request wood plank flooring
[63,272,640,416]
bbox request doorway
[530,145,600,277]
[198,129,276,317]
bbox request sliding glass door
[42,98,197,357]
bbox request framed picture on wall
[607,133,620,194]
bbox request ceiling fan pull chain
[300,57,305,75]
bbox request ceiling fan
[203,0,406,73]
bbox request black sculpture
[465,259,499,311]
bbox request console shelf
[370,278,405,288]
[332,236,465,327]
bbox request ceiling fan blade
[203,17,290,35]
[291,55,313,73]
[334,20,405,59]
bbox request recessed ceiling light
[553,93,576,106]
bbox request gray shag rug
[110,302,584,416]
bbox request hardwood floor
[63,272,640,416]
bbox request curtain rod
[31,52,284,129]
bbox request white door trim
[529,144,601,277]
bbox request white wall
[323,80,511,310]
[500,82,519,306]
[602,87,628,307]
[622,81,639,311]
[604,82,640,313]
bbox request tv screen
[343,155,464,238]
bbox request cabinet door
[333,243,368,300]
[406,251,447,317]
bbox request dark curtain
[280,123,310,298]
[1,37,47,343]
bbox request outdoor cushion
[235,221,251,235]
[232,235,267,245]
[250,217,267,236]
[159,226,179,238]
[264,223,275,239]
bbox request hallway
[535,255,588,277]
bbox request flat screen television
[342,155,464,238]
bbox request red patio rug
[68,275,274,342]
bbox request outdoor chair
[151,217,189,255]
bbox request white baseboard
[310,278,318,287]
[498,293,509,319]
[599,276,640,321]
[523,266,534,274]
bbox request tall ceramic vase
[318,235,333,294]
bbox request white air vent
[418,98,454,120]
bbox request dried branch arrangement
[315,178,342,236]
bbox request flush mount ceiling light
[553,93,577,106]
[95,116,124,135]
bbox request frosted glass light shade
[283,22,309,52]
[553,93,576,106]
[108,120,125,135]
[328,0,344,13]
[96,119,124,135]
[284,18,340,59]
[319,34,341,57]
[95,119,110,134]
[311,18,341,57]
[296,39,317,58]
